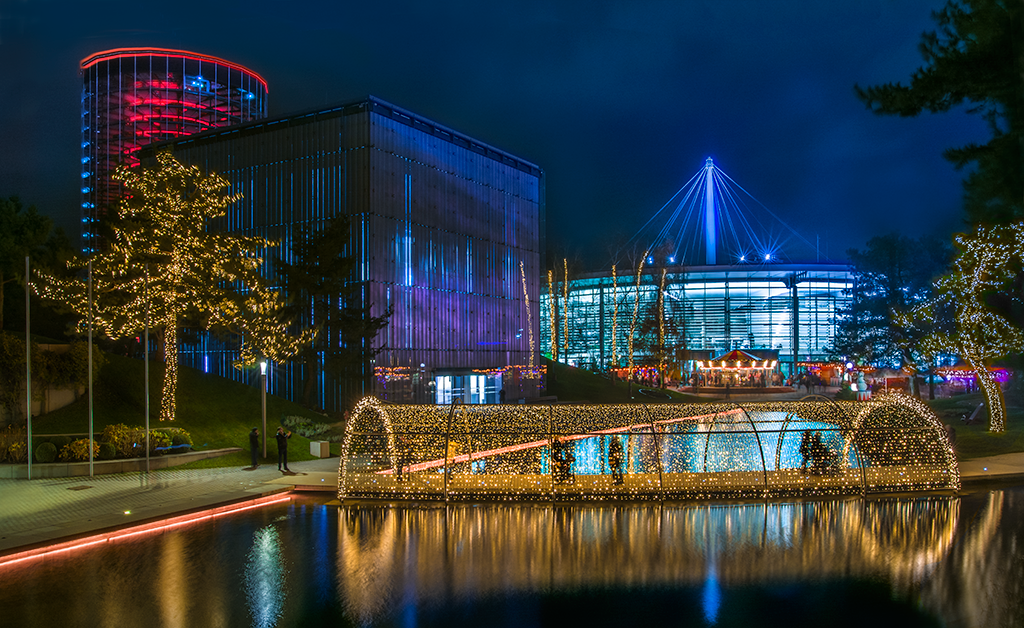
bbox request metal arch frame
[443,397,464,502]
[700,401,769,496]
[772,409,801,471]
[798,394,868,495]
[640,405,667,502]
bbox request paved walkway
[1,449,1022,558]
[0,456,340,554]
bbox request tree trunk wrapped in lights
[34,152,313,422]
[899,222,1024,432]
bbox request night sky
[0,0,989,268]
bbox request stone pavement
[1,449,1022,558]
[0,456,340,555]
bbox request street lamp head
[260,360,267,375]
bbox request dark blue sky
[0,0,988,267]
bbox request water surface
[3,487,1022,627]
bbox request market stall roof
[711,349,763,363]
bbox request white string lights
[338,395,959,501]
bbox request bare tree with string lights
[34,152,312,422]
[898,222,1024,432]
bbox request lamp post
[260,360,267,459]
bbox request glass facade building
[145,97,544,412]
[541,263,854,379]
[81,48,268,252]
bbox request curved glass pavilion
[339,394,959,501]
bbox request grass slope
[545,358,703,403]
[925,393,1024,460]
[34,353,338,469]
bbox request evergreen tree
[830,233,953,393]
[0,197,51,331]
[855,0,1024,226]
[277,217,389,409]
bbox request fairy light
[563,258,569,359]
[627,252,648,379]
[658,267,666,385]
[338,396,958,501]
[899,221,1024,432]
[548,270,558,361]
[520,261,534,368]
[611,264,618,366]
[33,152,311,422]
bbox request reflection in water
[158,532,187,628]
[703,560,720,625]
[245,526,286,628]
[337,498,962,623]
[3,491,1024,627]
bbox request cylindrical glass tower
[80,48,268,252]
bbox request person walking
[799,430,811,473]
[608,437,625,485]
[248,427,260,469]
[275,427,292,472]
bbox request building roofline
[576,262,853,281]
[141,95,542,178]
[80,48,269,93]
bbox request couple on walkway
[248,427,292,472]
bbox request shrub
[60,438,99,462]
[0,425,25,463]
[282,415,333,440]
[149,430,172,454]
[50,435,71,452]
[166,428,193,450]
[834,386,857,401]
[101,424,136,458]
[7,440,26,463]
[35,441,58,463]
[98,442,117,461]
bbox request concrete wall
[0,447,241,479]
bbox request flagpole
[25,256,32,481]
[88,259,94,477]
[145,264,150,474]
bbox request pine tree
[277,217,389,409]
[855,0,1024,226]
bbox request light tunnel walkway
[338,393,959,501]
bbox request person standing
[248,427,260,469]
[608,437,625,485]
[275,427,292,472]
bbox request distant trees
[856,0,1024,226]
[830,233,953,392]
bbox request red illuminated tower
[80,48,268,252]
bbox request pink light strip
[379,409,743,475]
[0,493,291,569]
[80,48,269,93]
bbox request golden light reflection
[158,531,187,628]
[335,497,959,623]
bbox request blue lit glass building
[542,263,854,381]
[145,96,544,411]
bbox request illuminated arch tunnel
[338,393,959,501]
